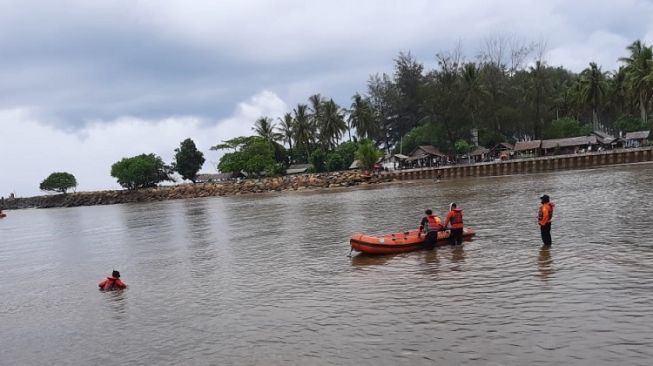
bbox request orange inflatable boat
[350,228,475,255]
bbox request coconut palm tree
[319,99,347,150]
[348,93,376,140]
[277,112,294,155]
[579,62,609,130]
[461,63,485,129]
[293,104,313,161]
[308,93,323,140]
[608,66,630,118]
[253,117,282,142]
[619,40,653,124]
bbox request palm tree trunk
[640,91,648,125]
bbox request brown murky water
[2,163,653,365]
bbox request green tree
[478,129,507,148]
[216,152,243,175]
[454,139,473,155]
[309,148,327,172]
[367,73,401,150]
[349,93,376,140]
[278,112,295,157]
[355,140,383,171]
[253,117,282,142]
[293,104,313,161]
[461,63,485,130]
[399,123,445,155]
[173,138,205,183]
[334,141,358,169]
[111,154,173,190]
[543,118,591,139]
[579,62,609,130]
[39,172,77,194]
[325,152,345,171]
[615,115,647,133]
[619,40,653,125]
[214,136,279,177]
[319,99,347,150]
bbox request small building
[389,154,410,169]
[592,131,622,150]
[407,145,447,168]
[350,157,384,170]
[488,142,514,160]
[541,136,597,155]
[624,130,650,148]
[467,146,490,163]
[513,140,542,158]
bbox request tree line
[39,138,206,193]
[244,38,652,161]
[39,38,653,193]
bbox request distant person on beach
[443,203,464,245]
[419,209,443,250]
[538,195,555,246]
[98,270,127,291]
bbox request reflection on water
[538,247,554,281]
[102,290,128,321]
[2,163,653,365]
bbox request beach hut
[540,136,598,155]
[467,146,490,163]
[513,140,542,158]
[592,131,622,150]
[408,145,447,167]
[624,130,650,148]
[488,142,514,160]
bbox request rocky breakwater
[2,171,394,210]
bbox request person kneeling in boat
[98,270,127,291]
[418,209,443,250]
[443,203,464,245]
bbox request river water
[2,164,653,365]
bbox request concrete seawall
[391,147,653,180]
[2,147,652,210]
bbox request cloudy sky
[1,0,652,197]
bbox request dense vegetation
[84,39,653,190]
[228,39,652,169]
[39,172,77,194]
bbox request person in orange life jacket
[538,195,555,246]
[418,209,443,250]
[98,270,127,291]
[443,202,464,245]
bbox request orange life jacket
[445,208,464,229]
[98,277,127,291]
[425,215,443,232]
[538,202,554,225]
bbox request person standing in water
[443,203,464,245]
[98,270,127,291]
[538,195,555,246]
[419,209,443,250]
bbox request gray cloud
[2,0,651,126]
[0,0,652,195]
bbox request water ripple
[2,164,653,365]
